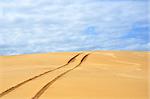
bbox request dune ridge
[0,51,149,99]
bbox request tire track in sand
[0,53,82,98]
[32,53,90,99]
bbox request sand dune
[0,51,149,99]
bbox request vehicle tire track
[0,53,82,98]
[32,54,90,99]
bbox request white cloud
[0,0,149,55]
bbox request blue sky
[0,0,149,55]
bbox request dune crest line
[0,53,82,97]
[32,54,90,99]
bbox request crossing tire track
[0,53,82,97]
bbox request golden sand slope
[0,51,149,99]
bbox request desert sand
[0,51,149,99]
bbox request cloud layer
[0,0,149,55]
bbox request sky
[0,0,149,55]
